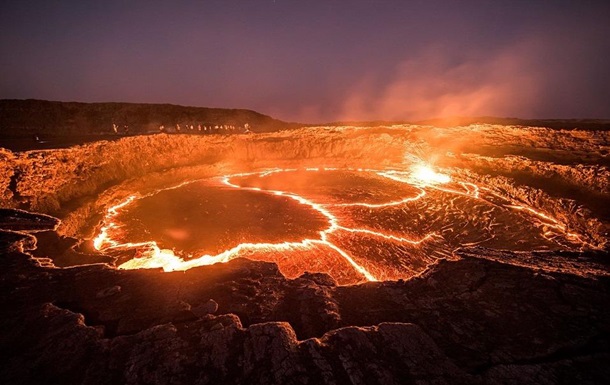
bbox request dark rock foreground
[1,209,609,384]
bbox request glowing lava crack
[93,166,591,285]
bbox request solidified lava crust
[1,125,609,384]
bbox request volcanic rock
[192,299,219,317]
[0,208,59,231]
[0,229,36,252]
[96,285,122,299]
[1,215,609,384]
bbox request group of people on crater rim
[111,122,251,135]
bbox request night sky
[1,1,609,123]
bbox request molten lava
[410,164,452,184]
[93,165,592,285]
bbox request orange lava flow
[92,164,592,284]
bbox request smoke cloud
[337,42,541,122]
[1,1,609,123]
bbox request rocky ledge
[0,209,609,384]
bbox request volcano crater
[2,126,609,384]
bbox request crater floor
[96,168,591,284]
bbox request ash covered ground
[1,124,609,384]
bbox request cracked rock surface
[0,209,608,384]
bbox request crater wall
[0,125,607,247]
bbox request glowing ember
[93,166,592,285]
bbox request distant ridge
[0,99,300,137]
[2,99,608,140]
[416,116,610,131]
[322,116,610,131]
